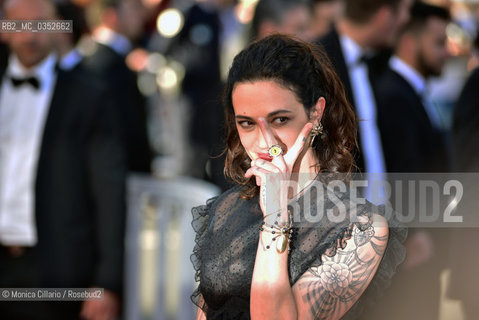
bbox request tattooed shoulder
[293,214,389,320]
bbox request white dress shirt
[340,35,387,203]
[0,53,58,245]
[389,56,443,128]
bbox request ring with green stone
[268,144,283,158]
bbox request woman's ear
[310,97,326,123]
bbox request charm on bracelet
[259,211,294,254]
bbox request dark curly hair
[223,34,358,199]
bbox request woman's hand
[245,118,312,217]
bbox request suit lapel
[36,69,70,178]
[389,69,437,132]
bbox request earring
[310,122,323,147]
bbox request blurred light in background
[235,0,259,24]
[156,60,185,93]
[190,23,213,46]
[447,22,472,56]
[146,52,167,73]
[157,67,178,90]
[126,48,150,72]
[138,73,158,96]
[157,8,184,38]
[136,53,185,96]
[139,229,160,250]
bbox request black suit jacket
[447,67,479,310]
[452,67,479,171]
[375,68,450,173]
[0,42,8,70]
[365,67,451,320]
[318,28,391,171]
[0,63,127,294]
[82,42,152,173]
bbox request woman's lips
[257,153,272,161]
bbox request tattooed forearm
[293,215,389,320]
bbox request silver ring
[268,145,283,158]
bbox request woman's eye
[273,117,289,125]
[238,120,254,128]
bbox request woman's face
[232,80,314,163]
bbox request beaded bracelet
[259,211,294,254]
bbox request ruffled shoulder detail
[190,195,217,312]
[190,186,243,313]
[342,206,407,319]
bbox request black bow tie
[10,76,41,90]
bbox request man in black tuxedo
[366,2,451,319]
[0,0,126,319]
[319,0,412,179]
[376,2,450,173]
[83,0,152,173]
[318,0,412,203]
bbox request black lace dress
[191,180,406,319]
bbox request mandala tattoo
[297,219,388,319]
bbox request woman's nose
[257,128,268,149]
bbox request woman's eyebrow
[235,109,293,120]
[235,115,252,120]
[267,109,292,117]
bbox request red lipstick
[257,153,272,161]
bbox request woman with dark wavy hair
[191,34,405,320]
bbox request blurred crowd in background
[8,0,477,180]
[1,0,479,319]
[1,0,477,184]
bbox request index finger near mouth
[258,118,278,147]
